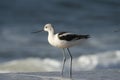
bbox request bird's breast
[48,34,63,48]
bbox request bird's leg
[61,48,66,77]
[67,48,72,78]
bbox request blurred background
[0,0,120,73]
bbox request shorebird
[33,24,90,78]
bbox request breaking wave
[0,50,120,73]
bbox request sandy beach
[0,70,119,80]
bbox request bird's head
[44,24,54,32]
[32,23,54,33]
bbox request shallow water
[0,70,120,80]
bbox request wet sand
[0,70,119,80]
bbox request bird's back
[58,32,90,41]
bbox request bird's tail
[79,35,90,39]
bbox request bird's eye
[45,26,47,28]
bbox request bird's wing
[58,32,89,41]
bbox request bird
[32,23,90,78]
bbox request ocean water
[0,0,120,72]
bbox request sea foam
[0,50,120,73]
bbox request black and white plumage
[33,23,90,78]
[58,32,89,41]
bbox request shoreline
[0,70,120,80]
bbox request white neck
[47,28,55,45]
[48,26,55,36]
[48,28,55,39]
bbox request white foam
[73,50,120,70]
[0,50,120,73]
[0,58,61,73]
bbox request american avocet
[33,24,90,78]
